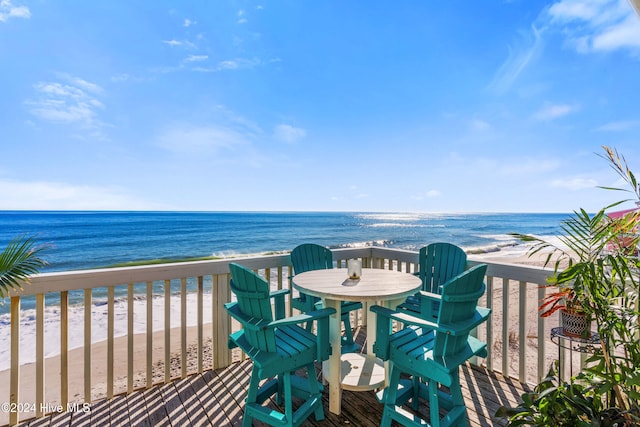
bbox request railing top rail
[468,258,552,283]
[9,246,552,297]
[11,253,293,296]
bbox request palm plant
[0,235,48,300]
[503,146,640,424]
[514,203,639,316]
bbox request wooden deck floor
[14,330,530,427]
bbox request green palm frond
[598,145,640,201]
[0,236,49,300]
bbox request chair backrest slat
[291,243,333,274]
[420,242,467,294]
[229,262,277,352]
[433,263,487,358]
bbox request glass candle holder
[347,259,361,279]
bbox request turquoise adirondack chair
[397,242,467,317]
[225,262,335,427]
[290,243,362,352]
[371,264,491,427]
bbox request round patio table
[292,267,421,415]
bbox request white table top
[292,268,421,302]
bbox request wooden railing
[1,247,553,425]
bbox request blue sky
[1,1,639,213]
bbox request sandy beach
[0,250,560,425]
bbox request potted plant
[503,146,640,425]
[512,204,623,339]
[0,235,48,301]
[538,284,587,338]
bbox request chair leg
[447,374,469,427]
[411,375,420,410]
[284,372,294,427]
[341,313,360,353]
[243,368,261,427]
[306,363,325,421]
[428,379,440,427]
[381,365,402,427]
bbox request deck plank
[107,394,130,427]
[120,391,149,427]
[141,384,170,427]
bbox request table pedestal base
[323,353,385,391]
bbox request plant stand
[550,327,601,379]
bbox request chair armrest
[224,302,269,332]
[269,288,290,319]
[370,305,438,360]
[270,307,336,361]
[371,305,440,331]
[418,290,441,301]
[268,307,335,328]
[409,291,441,320]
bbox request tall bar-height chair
[290,243,362,352]
[397,242,467,318]
[371,264,491,427]
[225,262,335,427]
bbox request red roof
[607,207,639,219]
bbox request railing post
[214,273,231,369]
[165,279,171,383]
[518,281,527,383]
[502,278,510,377]
[36,293,44,417]
[485,276,493,371]
[146,281,153,388]
[197,276,204,373]
[537,284,546,382]
[61,290,69,407]
[107,285,115,399]
[84,289,92,403]
[10,297,20,426]
[127,283,134,393]
[181,277,187,379]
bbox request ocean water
[0,211,567,369]
[0,211,567,272]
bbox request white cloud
[470,119,491,131]
[156,125,250,153]
[163,39,182,47]
[0,0,30,22]
[411,190,441,200]
[183,18,194,27]
[596,119,640,131]
[273,124,306,143]
[162,39,196,49]
[488,25,544,94]
[533,103,579,120]
[592,14,640,51]
[184,54,208,63]
[0,180,160,210]
[192,57,279,73]
[237,9,248,24]
[545,0,640,54]
[499,159,560,176]
[551,177,597,190]
[24,75,106,132]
